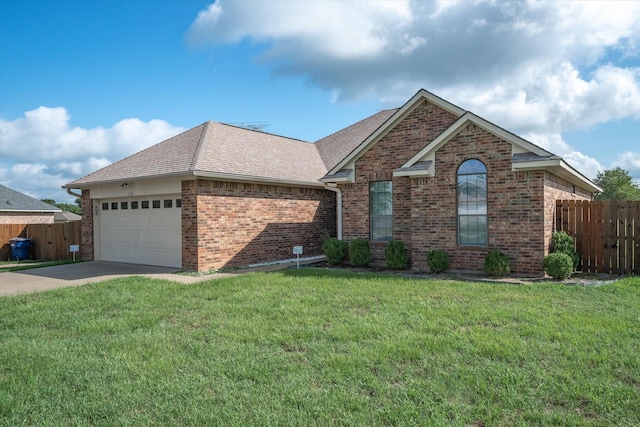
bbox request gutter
[66,188,82,198]
[322,183,342,240]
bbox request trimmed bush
[484,249,510,276]
[349,238,371,267]
[544,252,573,280]
[427,250,449,274]
[385,240,408,270]
[322,237,348,266]
[551,231,580,269]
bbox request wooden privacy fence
[0,222,82,261]
[556,200,640,274]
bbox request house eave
[512,160,603,194]
[392,169,434,178]
[62,172,192,190]
[319,169,355,183]
[193,171,326,188]
[0,209,60,213]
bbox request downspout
[322,183,342,240]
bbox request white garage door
[98,195,182,268]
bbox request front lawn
[1,270,638,426]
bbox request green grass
[1,269,638,426]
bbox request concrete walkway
[0,260,299,297]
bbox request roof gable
[393,112,602,193]
[398,112,553,170]
[0,185,61,212]
[323,89,465,178]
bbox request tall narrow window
[370,181,392,241]
[457,159,487,245]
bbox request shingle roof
[315,109,398,170]
[192,122,327,184]
[65,108,397,189]
[65,121,327,187]
[0,185,61,212]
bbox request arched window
[457,159,487,245]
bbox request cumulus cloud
[614,152,640,181]
[188,0,640,181]
[0,107,184,202]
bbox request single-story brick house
[0,184,61,224]
[64,89,600,274]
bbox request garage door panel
[99,195,182,268]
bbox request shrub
[551,231,580,270]
[349,238,371,267]
[427,250,449,274]
[322,237,348,266]
[385,240,408,270]
[484,249,510,276]
[544,252,573,280]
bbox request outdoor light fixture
[120,182,128,188]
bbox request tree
[593,167,640,201]
[40,199,82,214]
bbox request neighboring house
[64,89,601,275]
[0,184,61,224]
[54,211,82,223]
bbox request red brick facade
[338,101,591,275]
[341,99,460,261]
[182,179,336,271]
[80,189,94,261]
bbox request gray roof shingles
[315,109,398,170]
[65,109,397,188]
[0,185,61,212]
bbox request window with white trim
[370,181,392,241]
[457,159,488,246]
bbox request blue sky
[1,0,639,202]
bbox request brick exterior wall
[182,179,336,271]
[341,99,460,261]
[0,212,55,224]
[411,124,544,274]
[80,189,94,261]
[339,102,593,276]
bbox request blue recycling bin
[10,238,32,261]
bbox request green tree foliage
[593,167,640,201]
[41,199,82,214]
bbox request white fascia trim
[319,176,353,183]
[512,159,603,193]
[319,169,354,183]
[193,171,326,188]
[0,209,60,213]
[401,113,553,169]
[63,172,192,190]
[392,169,434,178]
[326,89,465,176]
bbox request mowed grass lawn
[1,270,638,426]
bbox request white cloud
[187,0,416,59]
[187,0,640,178]
[613,152,640,180]
[562,151,605,181]
[0,107,184,202]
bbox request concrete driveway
[0,261,214,297]
[0,259,308,297]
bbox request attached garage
[97,195,182,268]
